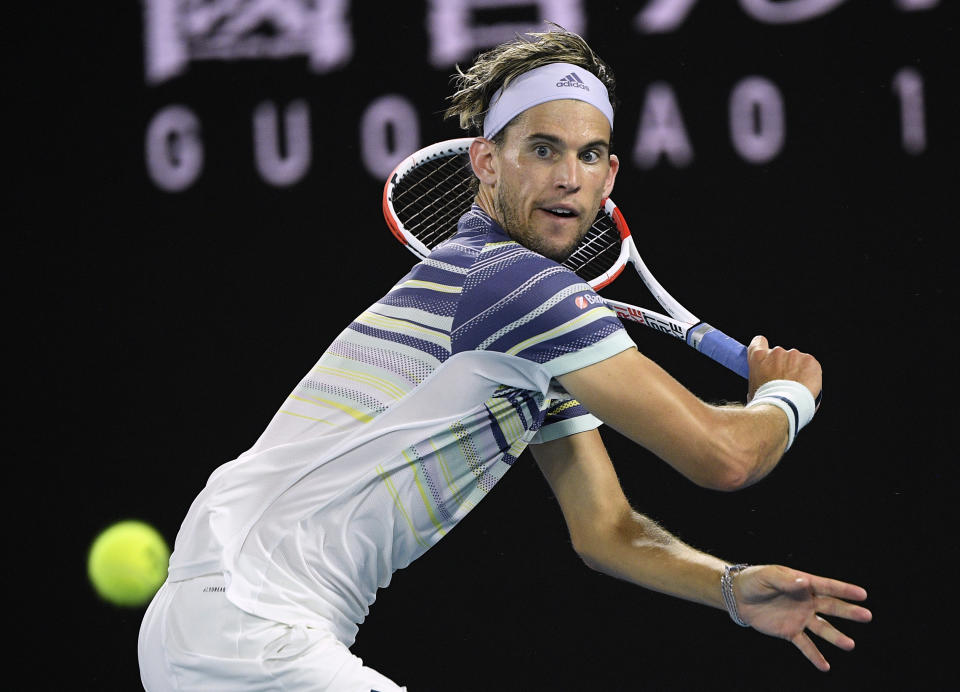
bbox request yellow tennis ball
[87,520,170,607]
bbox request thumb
[748,335,769,355]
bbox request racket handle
[688,324,749,380]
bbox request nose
[554,153,581,192]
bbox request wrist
[721,563,750,627]
[746,380,816,451]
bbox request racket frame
[382,138,749,379]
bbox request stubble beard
[493,186,589,263]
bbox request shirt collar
[457,203,511,242]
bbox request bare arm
[530,429,731,605]
[531,430,871,671]
[556,335,821,490]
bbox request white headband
[482,62,614,140]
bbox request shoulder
[460,240,585,323]
[452,242,628,361]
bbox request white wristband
[746,379,816,451]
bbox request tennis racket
[382,138,749,379]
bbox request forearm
[557,348,793,490]
[700,403,789,489]
[577,507,872,673]
[597,394,791,490]
[576,508,729,610]
[535,430,757,605]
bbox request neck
[474,187,502,228]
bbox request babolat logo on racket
[574,293,605,309]
[556,72,589,90]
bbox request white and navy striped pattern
[167,206,636,646]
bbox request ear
[603,153,620,199]
[469,137,498,186]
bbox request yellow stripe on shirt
[376,464,429,548]
[356,311,450,345]
[403,449,448,538]
[288,394,374,423]
[395,279,462,294]
[310,364,406,400]
[505,307,612,356]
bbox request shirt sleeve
[529,398,603,444]
[451,243,636,378]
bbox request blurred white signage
[141,0,937,191]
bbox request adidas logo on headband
[556,72,589,90]
[482,63,613,139]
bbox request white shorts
[138,574,407,691]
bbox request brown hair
[444,25,618,143]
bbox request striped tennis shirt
[167,205,636,645]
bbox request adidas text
[557,73,590,91]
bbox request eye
[580,150,600,164]
[534,144,551,158]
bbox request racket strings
[400,158,470,223]
[417,182,473,246]
[391,150,624,284]
[393,154,474,248]
[563,215,623,282]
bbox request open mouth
[540,207,580,219]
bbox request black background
[16,2,956,690]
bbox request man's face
[487,100,619,262]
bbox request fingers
[808,574,870,603]
[797,577,871,672]
[815,594,873,624]
[792,616,854,672]
[808,614,856,651]
[746,340,823,402]
[748,567,870,672]
[795,572,873,624]
[753,344,820,379]
[792,632,831,672]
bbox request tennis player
[139,28,870,691]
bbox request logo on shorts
[557,72,589,90]
[575,293,604,309]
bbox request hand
[746,335,822,403]
[734,564,872,671]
